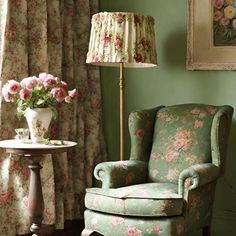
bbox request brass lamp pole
[119,62,125,161]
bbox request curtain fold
[0,0,107,235]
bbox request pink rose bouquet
[2,72,78,118]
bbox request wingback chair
[82,104,233,236]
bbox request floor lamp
[86,12,157,161]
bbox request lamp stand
[119,62,125,161]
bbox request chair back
[148,104,229,183]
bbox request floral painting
[213,0,236,46]
[187,0,236,70]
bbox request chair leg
[202,225,211,236]
[81,229,103,236]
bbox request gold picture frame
[187,0,236,70]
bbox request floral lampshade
[86,12,157,68]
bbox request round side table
[0,139,77,236]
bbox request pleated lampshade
[86,12,157,68]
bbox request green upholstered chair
[82,104,233,236]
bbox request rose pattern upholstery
[94,160,148,188]
[148,105,219,183]
[83,104,233,236]
[85,183,183,217]
[85,210,185,236]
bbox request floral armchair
[82,104,233,236]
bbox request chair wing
[148,104,233,184]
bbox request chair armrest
[211,106,233,172]
[94,160,148,189]
[178,163,220,195]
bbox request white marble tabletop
[0,139,77,151]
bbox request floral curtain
[0,0,106,235]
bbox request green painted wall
[99,1,236,235]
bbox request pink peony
[8,80,21,94]
[51,87,67,102]
[38,72,48,80]
[65,96,72,103]
[19,88,32,101]
[61,81,68,90]
[43,76,57,88]
[21,76,38,89]
[2,84,16,102]
[35,78,43,87]
[38,73,58,88]
[68,88,78,98]
[214,0,225,9]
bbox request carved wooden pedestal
[0,139,77,236]
[27,155,54,236]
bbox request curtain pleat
[0,0,107,235]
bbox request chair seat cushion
[85,183,183,217]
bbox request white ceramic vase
[25,107,53,143]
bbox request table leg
[27,155,54,236]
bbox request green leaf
[36,99,45,106]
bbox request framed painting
[187,0,236,70]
